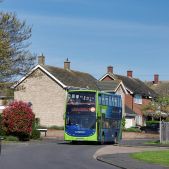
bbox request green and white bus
[64,90,122,144]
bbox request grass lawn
[144,140,160,145]
[130,150,169,167]
[144,140,169,146]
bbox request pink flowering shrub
[2,101,35,140]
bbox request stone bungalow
[13,56,128,127]
[99,66,157,128]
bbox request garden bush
[146,121,159,126]
[165,117,169,122]
[4,135,19,141]
[30,118,41,140]
[1,101,35,141]
[123,127,141,132]
[31,128,40,140]
[121,117,126,130]
[0,113,6,136]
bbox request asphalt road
[0,140,119,169]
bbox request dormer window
[134,94,142,104]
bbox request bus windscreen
[65,92,96,137]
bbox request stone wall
[14,68,67,127]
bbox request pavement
[94,143,169,169]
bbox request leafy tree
[142,97,169,120]
[0,12,36,83]
[122,116,126,129]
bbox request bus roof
[68,90,121,97]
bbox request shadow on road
[58,141,117,146]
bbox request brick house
[99,66,157,127]
[146,74,169,97]
[144,74,169,120]
[13,56,99,127]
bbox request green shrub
[165,117,169,122]
[121,117,126,129]
[146,121,159,126]
[0,128,6,136]
[31,129,40,140]
[0,113,6,136]
[123,127,141,132]
[4,135,19,141]
[35,118,40,128]
[30,118,41,140]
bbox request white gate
[160,122,169,143]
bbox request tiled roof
[101,72,157,98]
[146,81,169,97]
[115,74,157,98]
[97,80,121,92]
[42,65,99,90]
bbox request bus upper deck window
[105,96,109,105]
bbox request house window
[134,94,142,104]
[136,115,142,126]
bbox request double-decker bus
[64,90,122,144]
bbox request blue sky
[1,0,169,81]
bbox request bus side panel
[97,94,123,143]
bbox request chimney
[127,70,133,78]
[38,54,45,65]
[107,66,113,74]
[154,74,159,84]
[64,58,70,70]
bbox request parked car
[140,122,160,133]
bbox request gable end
[12,65,67,89]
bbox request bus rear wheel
[113,133,118,144]
[114,136,118,144]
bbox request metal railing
[160,122,169,143]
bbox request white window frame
[135,115,142,125]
